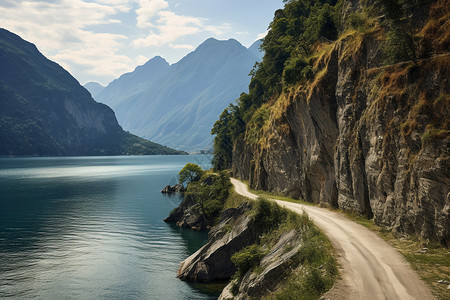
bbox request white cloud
[0,0,237,84]
[169,43,194,50]
[0,0,134,84]
[136,0,169,28]
[133,10,203,47]
[133,8,230,48]
[256,31,268,40]
[135,55,150,65]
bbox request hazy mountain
[83,81,104,99]
[95,56,169,108]
[0,28,184,156]
[248,39,264,61]
[96,38,261,151]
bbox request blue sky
[0,0,283,85]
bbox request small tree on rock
[178,163,205,184]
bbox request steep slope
[0,28,184,156]
[98,38,260,151]
[95,56,169,108]
[83,82,104,99]
[213,1,449,244]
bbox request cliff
[0,28,184,156]
[223,1,449,244]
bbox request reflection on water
[0,155,218,299]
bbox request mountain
[83,81,104,99]
[0,28,184,156]
[95,38,261,151]
[212,1,449,244]
[95,56,169,109]
[248,39,264,61]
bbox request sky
[0,0,284,86]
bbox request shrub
[231,244,266,279]
[254,197,288,233]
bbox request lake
[0,155,219,299]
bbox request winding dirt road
[231,178,435,300]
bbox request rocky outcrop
[161,184,186,193]
[176,200,311,299]
[232,4,449,245]
[177,202,257,282]
[164,195,208,230]
[219,230,303,300]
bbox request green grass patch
[223,189,248,210]
[266,213,338,300]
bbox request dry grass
[418,0,450,54]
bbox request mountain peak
[196,37,245,52]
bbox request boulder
[219,230,303,299]
[177,202,257,282]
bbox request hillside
[0,28,184,156]
[211,0,449,245]
[95,38,261,151]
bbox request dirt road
[231,178,435,300]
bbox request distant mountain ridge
[84,82,105,99]
[94,38,262,151]
[0,28,184,156]
[95,56,170,109]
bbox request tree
[178,163,204,184]
[381,0,418,64]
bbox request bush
[184,170,232,222]
[254,197,288,233]
[231,244,266,278]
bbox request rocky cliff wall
[232,4,449,245]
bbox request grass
[264,211,338,300]
[223,189,248,210]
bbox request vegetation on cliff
[211,0,449,246]
[212,0,345,170]
[164,165,232,229]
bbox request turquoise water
[0,155,218,299]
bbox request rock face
[176,200,308,299]
[161,184,186,193]
[219,230,303,300]
[232,5,449,244]
[177,202,258,282]
[164,194,208,230]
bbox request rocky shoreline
[165,192,336,299]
